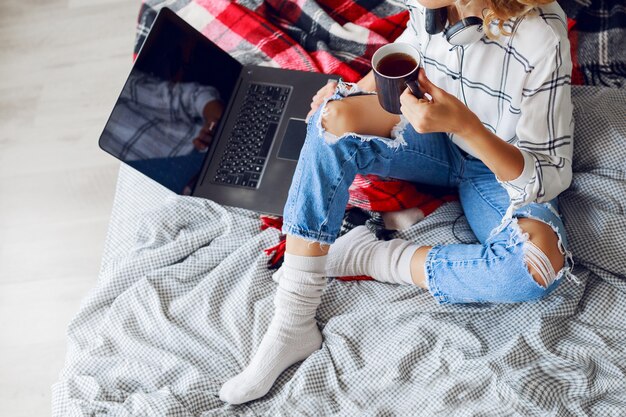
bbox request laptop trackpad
[277,118,308,161]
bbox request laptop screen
[99,8,242,194]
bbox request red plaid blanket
[137,0,408,81]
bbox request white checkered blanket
[52,83,626,415]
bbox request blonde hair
[480,0,554,38]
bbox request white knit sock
[272,226,418,285]
[219,253,327,404]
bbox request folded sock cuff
[397,243,420,285]
[284,253,328,273]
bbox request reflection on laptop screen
[99,10,241,194]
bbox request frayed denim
[282,80,578,304]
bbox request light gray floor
[0,1,139,415]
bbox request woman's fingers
[400,87,425,108]
[400,88,436,133]
[325,80,337,90]
[306,81,337,122]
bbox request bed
[52,1,626,415]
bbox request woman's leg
[322,143,576,303]
[287,92,405,255]
[220,81,460,404]
[415,156,576,304]
[286,94,404,255]
[282,90,459,244]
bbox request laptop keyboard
[212,83,291,189]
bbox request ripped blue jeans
[282,81,578,304]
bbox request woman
[220,0,577,404]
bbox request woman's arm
[401,43,574,216]
[193,99,224,150]
[414,70,526,182]
[494,44,574,215]
[458,125,526,182]
[399,71,525,183]
[494,44,574,211]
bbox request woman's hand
[193,100,224,150]
[305,80,338,122]
[399,70,482,138]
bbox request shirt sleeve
[495,40,574,218]
[175,83,221,119]
[394,1,422,46]
[128,72,221,120]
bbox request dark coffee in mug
[376,53,417,77]
[371,43,422,114]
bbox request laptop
[99,7,336,215]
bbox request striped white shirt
[395,1,574,218]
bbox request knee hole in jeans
[523,240,565,288]
[321,100,356,137]
[514,217,566,289]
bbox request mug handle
[404,80,424,99]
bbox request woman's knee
[492,239,563,303]
[321,100,358,137]
[517,218,565,289]
[319,94,402,140]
